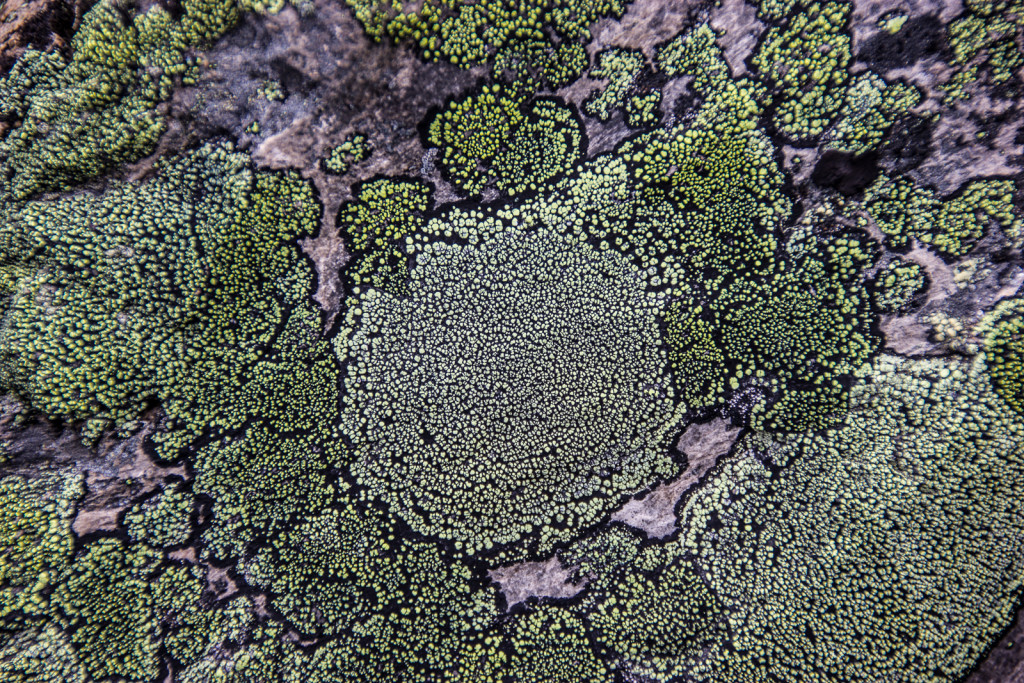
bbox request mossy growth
[0,143,322,453]
[492,33,588,88]
[0,0,245,204]
[243,500,500,678]
[53,540,163,681]
[426,84,583,196]
[505,605,611,682]
[751,1,852,141]
[0,470,80,625]
[345,0,627,72]
[0,625,85,683]
[870,257,928,313]
[587,554,723,666]
[193,303,344,562]
[322,133,371,175]
[639,23,876,431]
[865,174,1021,256]
[980,298,1024,415]
[675,355,1024,681]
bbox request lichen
[426,85,583,196]
[322,133,371,175]
[345,0,628,70]
[870,256,928,313]
[676,355,1024,681]
[751,1,852,141]
[4,1,1024,680]
[866,174,1021,256]
[980,298,1024,415]
[338,221,684,553]
[124,480,195,548]
[0,143,322,452]
[0,0,243,204]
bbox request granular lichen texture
[339,222,682,553]
[1,0,1023,681]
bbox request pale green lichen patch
[339,222,683,553]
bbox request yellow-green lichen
[0,0,242,204]
[676,355,1024,681]
[322,133,372,175]
[426,85,583,196]
[751,1,852,141]
[866,174,1021,256]
[980,298,1024,415]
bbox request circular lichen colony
[339,223,683,553]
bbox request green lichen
[426,85,583,196]
[0,143,321,452]
[339,178,432,295]
[494,97,585,194]
[0,625,85,683]
[644,24,876,431]
[557,524,643,582]
[506,605,611,682]
[585,48,644,118]
[194,304,343,562]
[625,91,661,126]
[877,11,908,33]
[943,0,1024,101]
[492,34,588,87]
[588,554,723,667]
[0,0,242,204]
[866,175,1021,256]
[0,471,80,625]
[676,355,1024,681]
[322,133,371,175]
[7,2,1023,679]
[980,298,1024,415]
[870,257,927,313]
[427,83,526,195]
[124,480,195,547]
[245,501,499,678]
[825,72,921,155]
[582,47,662,127]
[752,1,852,141]
[54,540,162,682]
[345,0,628,69]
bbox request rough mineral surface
[0,0,1022,681]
